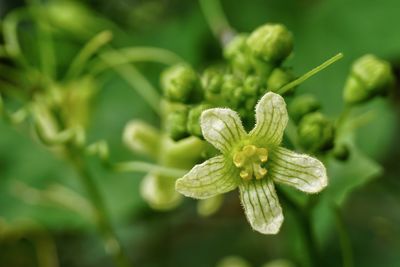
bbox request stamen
[233,144,269,180]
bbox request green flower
[176,92,327,234]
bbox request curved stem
[277,53,344,95]
[277,188,319,267]
[198,0,235,45]
[112,161,188,177]
[90,47,184,75]
[99,50,161,115]
[333,206,354,267]
[67,148,131,267]
[65,31,113,80]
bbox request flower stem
[333,206,354,267]
[198,0,235,45]
[277,53,344,95]
[67,148,131,267]
[112,161,188,177]
[277,188,319,267]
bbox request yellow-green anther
[247,24,293,63]
[289,94,321,124]
[161,64,202,103]
[233,145,269,181]
[343,54,394,104]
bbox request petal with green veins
[269,147,328,193]
[201,108,247,153]
[239,178,283,234]
[250,92,288,146]
[176,155,239,199]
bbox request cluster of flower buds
[162,24,295,141]
[343,54,394,105]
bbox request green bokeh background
[1,0,399,266]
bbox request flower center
[233,144,268,180]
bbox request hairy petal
[269,147,328,193]
[239,178,283,234]
[250,92,288,146]
[201,108,247,153]
[175,155,239,199]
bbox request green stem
[65,31,113,80]
[67,148,131,267]
[277,53,344,95]
[198,0,235,45]
[90,47,184,75]
[277,188,319,267]
[112,161,188,177]
[333,206,354,267]
[99,50,161,115]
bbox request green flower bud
[123,120,161,159]
[332,143,350,161]
[201,66,224,94]
[140,173,182,211]
[262,259,296,267]
[289,94,321,124]
[246,23,293,63]
[165,104,189,141]
[197,195,223,217]
[224,34,252,73]
[343,54,394,104]
[221,75,243,108]
[187,103,213,137]
[267,68,295,94]
[298,112,335,153]
[161,64,202,103]
[243,75,263,96]
[216,256,251,267]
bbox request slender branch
[99,50,161,115]
[333,206,354,267]
[276,188,319,267]
[90,47,184,75]
[67,148,131,267]
[277,53,344,95]
[65,31,113,80]
[198,0,235,45]
[112,161,188,177]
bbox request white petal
[175,155,239,199]
[269,147,328,193]
[239,178,283,234]
[201,108,246,153]
[250,92,288,146]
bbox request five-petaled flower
[175,92,328,234]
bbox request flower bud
[216,256,251,267]
[140,173,182,210]
[289,94,321,124]
[223,34,253,73]
[243,75,263,96]
[187,104,212,137]
[201,66,224,94]
[246,24,293,63]
[267,68,295,94]
[332,143,350,161]
[123,120,160,159]
[343,54,394,104]
[298,112,335,153]
[165,104,189,141]
[221,75,243,108]
[161,64,202,103]
[197,195,223,217]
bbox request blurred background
[0,0,399,266]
